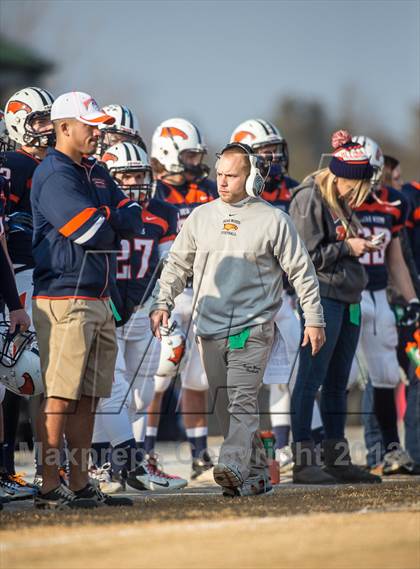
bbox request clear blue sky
[1,0,419,148]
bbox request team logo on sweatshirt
[223,222,238,231]
[222,218,240,235]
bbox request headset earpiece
[217,142,268,197]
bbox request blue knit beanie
[329,130,373,180]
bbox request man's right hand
[9,308,31,334]
[150,309,170,340]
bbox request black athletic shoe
[191,454,214,481]
[34,484,98,510]
[74,482,133,506]
[324,464,382,484]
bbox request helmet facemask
[23,110,55,147]
[254,141,289,177]
[113,167,153,205]
[178,148,209,182]
[97,128,146,157]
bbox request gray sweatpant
[196,321,276,481]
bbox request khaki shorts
[33,298,117,400]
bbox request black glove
[6,211,33,235]
[401,301,420,326]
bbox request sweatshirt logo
[221,218,240,235]
[223,222,238,231]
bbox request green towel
[349,303,361,326]
[228,327,250,350]
[109,299,122,323]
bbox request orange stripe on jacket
[59,207,98,237]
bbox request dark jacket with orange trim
[31,147,143,300]
[3,149,40,266]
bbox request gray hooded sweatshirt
[150,196,325,339]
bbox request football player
[146,118,217,482]
[229,119,324,470]
[96,104,146,157]
[91,141,187,491]
[348,136,420,474]
[1,87,54,487]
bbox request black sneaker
[191,450,214,480]
[74,482,133,506]
[34,484,98,510]
[324,464,382,484]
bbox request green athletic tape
[229,327,250,350]
[349,303,361,326]
[109,299,122,322]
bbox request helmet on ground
[0,322,43,396]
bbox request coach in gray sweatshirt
[150,143,325,497]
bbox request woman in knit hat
[289,130,382,485]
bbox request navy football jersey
[116,197,178,308]
[1,149,41,265]
[261,174,299,213]
[354,186,408,291]
[403,181,420,275]
[155,178,217,229]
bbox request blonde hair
[305,168,371,237]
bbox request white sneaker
[276,445,294,473]
[223,473,273,497]
[213,463,243,489]
[126,458,188,492]
[89,463,125,494]
[383,447,414,475]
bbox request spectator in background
[289,130,382,485]
[383,155,403,190]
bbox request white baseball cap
[51,91,115,126]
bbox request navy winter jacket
[31,148,143,299]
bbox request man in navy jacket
[31,92,142,509]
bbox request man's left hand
[302,326,326,356]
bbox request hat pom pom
[331,130,352,149]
